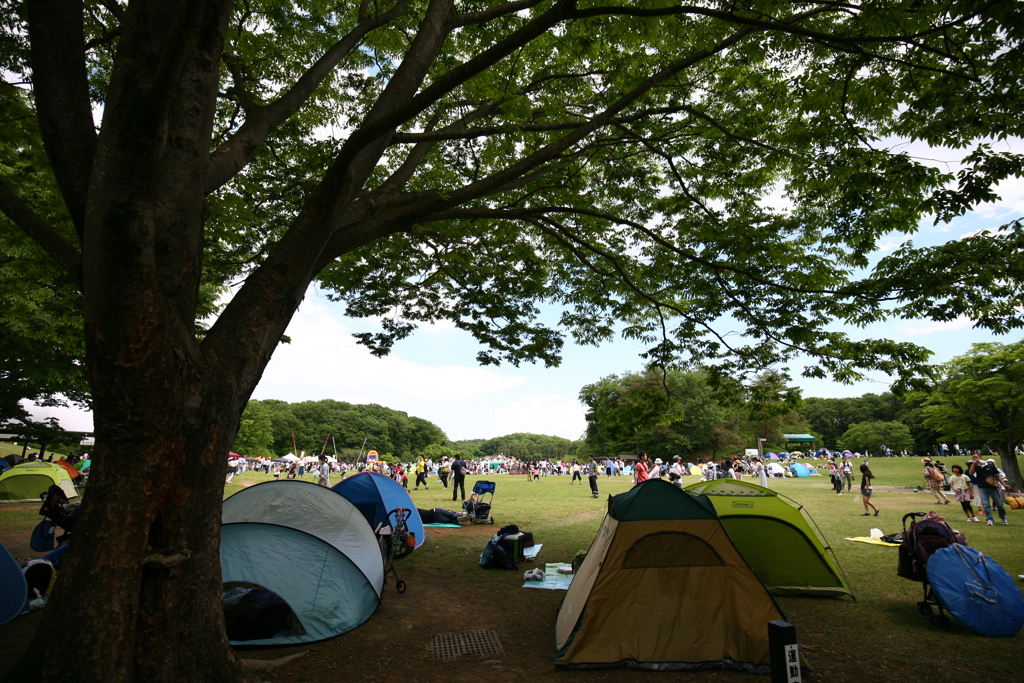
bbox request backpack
[479,524,524,570]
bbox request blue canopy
[927,545,1024,637]
[333,472,425,549]
[789,463,810,477]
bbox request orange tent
[54,460,81,480]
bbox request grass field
[3,453,1022,681]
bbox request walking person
[570,461,582,485]
[922,457,949,505]
[859,460,879,516]
[969,454,1008,525]
[949,465,978,523]
[840,456,854,492]
[317,455,331,487]
[438,458,450,489]
[451,455,468,502]
[414,456,429,490]
[586,457,600,498]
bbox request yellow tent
[554,480,785,673]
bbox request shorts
[860,485,872,498]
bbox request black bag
[521,531,535,547]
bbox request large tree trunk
[1001,439,1023,492]
[6,328,251,681]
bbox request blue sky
[27,140,1024,443]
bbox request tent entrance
[222,581,307,643]
[624,532,725,568]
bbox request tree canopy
[2,1,1023,680]
[838,420,914,454]
[922,340,1024,487]
[234,398,448,459]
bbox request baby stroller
[31,485,81,552]
[897,511,966,627]
[463,480,495,524]
[374,507,415,593]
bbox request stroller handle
[901,511,928,528]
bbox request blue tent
[789,463,810,477]
[927,545,1024,637]
[767,452,779,460]
[221,481,383,645]
[0,541,26,625]
[333,472,425,549]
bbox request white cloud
[486,395,587,441]
[895,316,974,335]
[253,298,525,404]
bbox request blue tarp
[789,463,810,477]
[333,472,425,549]
[927,544,1024,637]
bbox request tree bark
[6,318,254,682]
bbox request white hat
[654,458,663,464]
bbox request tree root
[239,651,307,671]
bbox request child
[949,464,978,522]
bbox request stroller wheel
[917,601,932,615]
[396,580,407,594]
[931,613,950,628]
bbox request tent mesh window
[623,532,725,568]
[428,629,503,660]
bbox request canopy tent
[333,472,425,549]
[783,434,817,443]
[0,463,79,503]
[685,479,852,597]
[789,463,810,478]
[554,480,785,673]
[221,481,383,645]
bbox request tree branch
[0,179,82,286]
[25,0,97,238]
[204,0,415,193]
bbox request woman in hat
[922,457,949,505]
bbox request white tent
[280,453,299,462]
[221,481,383,645]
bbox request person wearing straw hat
[922,457,949,505]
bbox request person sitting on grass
[860,460,879,517]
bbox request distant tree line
[232,399,447,461]
[578,341,1024,489]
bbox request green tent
[685,479,852,598]
[0,462,79,504]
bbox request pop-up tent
[788,463,810,477]
[0,542,26,625]
[0,463,79,503]
[554,480,785,673]
[221,481,383,645]
[333,472,425,549]
[685,479,852,597]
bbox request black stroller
[30,484,81,551]
[374,507,415,593]
[463,480,495,524]
[897,511,967,627]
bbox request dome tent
[0,463,78,504]
[333,472,425,549]
[221,481,383,645]
[554,480,786,673]
[685,479,852,597]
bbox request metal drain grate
[428,629,503,660]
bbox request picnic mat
[524,543,541,560]
[844,536,901,547]
[523,562,574,590]
[423,523,462,528]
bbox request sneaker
[987,519,994,526]
[874,509,879,516]
[972,517,980,522]
[861,513,871,516]
[1002,519,1009,525]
